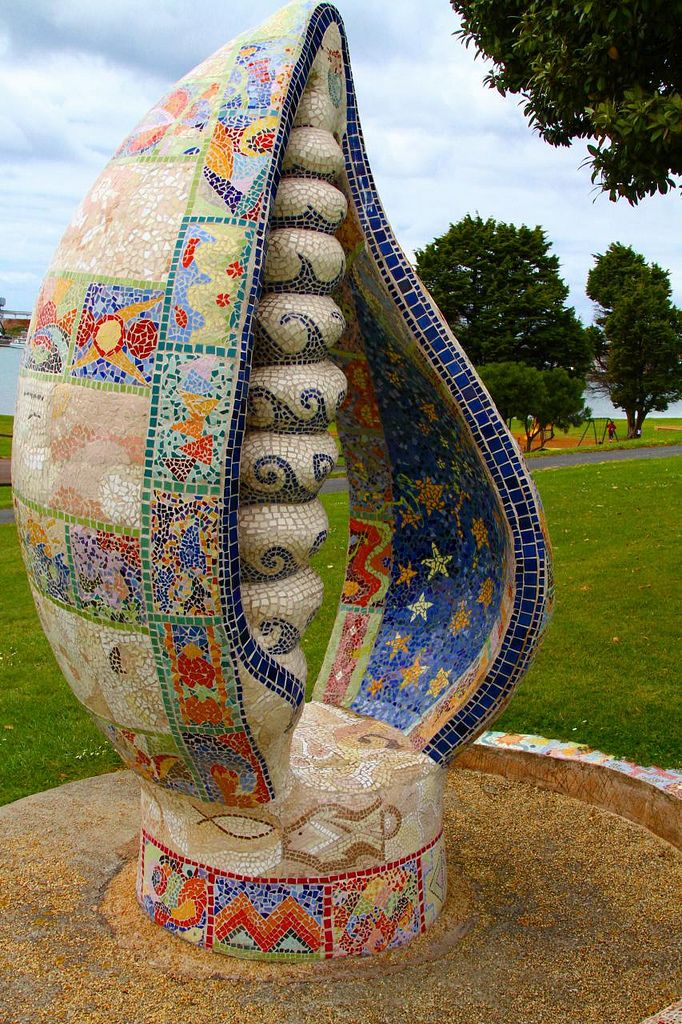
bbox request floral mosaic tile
[163,623,241,731]
[330,858,421,957]
[70,525,145,625]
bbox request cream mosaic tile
[51,162,194,281]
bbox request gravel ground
[0,767,679,1024]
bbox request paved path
[1,445,679,525]
[321,444,682,493]
[322,475,352,494]
[530,443,682,471]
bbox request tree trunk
[625,409,637,439]
[635,409,646,438]
[541,424,555,449]
[525,420,542,452]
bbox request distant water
[1,344,681,419]
[583,386,682,420]
[0,345,24,416]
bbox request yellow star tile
[422,542,452,580]
[395,562,418,587]
[400,507,422,529]
[428,667,451,696]
[478,577,494,609]
[408,592,433,622]
[399,652,429,690]
[449,600,471,635]
[415,478,445,516]
[472,516,489,549]
[367,676,384,697]
[385,632,411,659]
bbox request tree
[534,366,591,446]
[450,0,682,203]
[479,361,588,451]
[587,243,682,437]
[477,360,541,423]
[415,214,591,375]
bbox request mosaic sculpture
[13,0,552,960]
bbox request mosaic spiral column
[13,0,553,961]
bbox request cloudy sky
[0,0,680,324]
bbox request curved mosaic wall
[13,0,552,959]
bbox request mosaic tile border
[475,731,682,799]
[132,12,317,803]
[137,827,444,960]
[641,1000,682,1024]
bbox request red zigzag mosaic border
[137,828,445,960]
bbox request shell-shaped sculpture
[13,0,552,960]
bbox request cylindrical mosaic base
[135,701,447,960]
[136,827,446,960]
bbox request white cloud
[0,0,680,328]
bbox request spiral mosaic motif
[13,0,552,961]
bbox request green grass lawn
[0,414,13,459]
[0,524,121,804]
[0,456,680,806]
[304,491,348,684]
[0,408,12,504]
[496,457,681,766]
